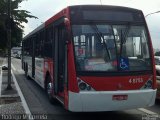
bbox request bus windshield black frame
[70,5,144,24]
[70,5,152,75]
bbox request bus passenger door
[54,25,66,94]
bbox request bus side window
[40,30,45,57]
[44,27,53,58]
[29,38,33,56]
[35,33,40,57]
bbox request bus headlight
[141,76,153,89]
[86,86,91,91]
[79,82,87,90]
[144,80,152,89]
[77,77,95,91]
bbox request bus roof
[69,5,142,12]
[23,5,143,40]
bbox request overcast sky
[20,0,160,49]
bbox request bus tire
[46,75,56,103]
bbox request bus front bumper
[68,89,156,112]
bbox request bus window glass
[72,25,117,71]
[72,25,152,72]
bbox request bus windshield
[72,24,152,72]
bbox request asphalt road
[11,58,160,120]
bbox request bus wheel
[46,76,55,103]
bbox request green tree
[0,0,37,50]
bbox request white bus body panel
[35,58,45,88]
[68,89,156,112]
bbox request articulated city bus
[22,5,157,112]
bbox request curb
[0,57,32,120]
[11,70,32,116]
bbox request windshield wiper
[91,25,111,61]
[119,25,130,58]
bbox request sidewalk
[0,57,26,116]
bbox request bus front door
[54,25,66,95]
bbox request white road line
[0,67,2,97]
[11,63,16,71]
[0,58,6,97]
[11,62,24,73]
[138,108,158,115]
[11,70,33,120]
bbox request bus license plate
[112,95,128,101]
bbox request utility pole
[145,11,160,17]
[100,0,102,5]
[6,0,12,90]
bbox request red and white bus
[22,5,157,112]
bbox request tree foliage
[0,0,37,50]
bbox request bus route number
[129,78,144,84]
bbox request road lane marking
[11,70,33,120]
[0,58,6,97]
[138,108,158,115]
[11,63,16,71]
[11,63,24,73]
